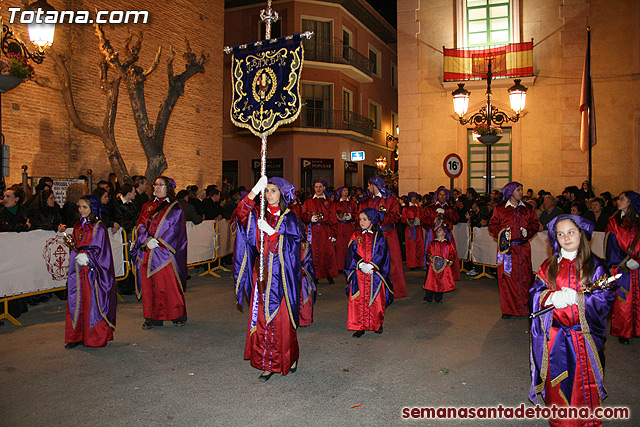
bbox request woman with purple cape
[233,176,301,382]
[132,176,188,329]
[530,215,616,426]
[64,195,117,348]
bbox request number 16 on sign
[443,153,463,193]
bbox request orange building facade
[223,0,398,192]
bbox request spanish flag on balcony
[443,42,533,81]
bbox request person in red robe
[345,208,393,337]
[299,238,317,326]
[301,179,338,283]
[530,215,616,427]
[605,190,640,344]
[334,186,358,272]
[421,186,460,280]
[488,181,540,318]
[423,221,457,303]
[402,192,424,270]
[132,176,188,329]
[65,195,116,348]
[360,176,407,298]
[233,176,300,381]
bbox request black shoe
[65,342,81,349]
[352,330,365,338]
[435,299,443,304]
[290,361,298,374]
[501,314,512,319]
[619,337,630,345]
[423,296,433,303]
[173,320,187,327]
[375,326,383,334]
[327,277,335,284]
[142,321,155,330]
[258,371,275,382]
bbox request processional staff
[223,0,313,285]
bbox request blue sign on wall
[351,151,365,161]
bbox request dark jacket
[202,198,224,220]
[61,202,79,227]
[134,191,149,213]
[0,205,31,232]
[112,197,139,232]
[539,207,565,230]
[178,199,204,224]
[29,205,63,231]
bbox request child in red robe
[423,221,457,303]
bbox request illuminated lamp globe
[27,0,57,50]
[508,79,528,115]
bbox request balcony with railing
[300,106,374,140]
[303,42,374,83]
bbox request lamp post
[1,0,56,192]
[451,59,527,194]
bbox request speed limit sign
[443,153,463,178]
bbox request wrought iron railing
[303,41,374,76]
[300,107,374,137]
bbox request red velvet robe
[301,196,338,279]
[422,202,460,279]
[360,195,407,298]
[606,216,640,338]
[424,239,456,293]
[534,258,612,427]
[137,199,187,321]
[334,198,358,271]
[488,201,540,316]
[65,221,115,347]
[401,204,425,269]
[346,230,389,331]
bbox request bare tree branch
[143,46,162,78]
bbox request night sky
[365,0,397,28]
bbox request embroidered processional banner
[231,35,304,138]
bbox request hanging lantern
[376,156,387,171]
[508,79,528,114]
[27,0,57,50]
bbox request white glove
[329,237,336,242]
[344,213,352,220]
[251,176,268,195]
[257,219,276,236]
[626,259,640,270]
[505,230,511,241]
[76,253,89,266]
[147,238,160,249]
[311,215,319,223]
[414,218,420,226]
[550,287,577,309]
[359,263,374,274]
[520,227,528,238]
[436,208,445,215]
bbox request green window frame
[466,0,511,47]
[467,128,512,193]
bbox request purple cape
[233,207,302,328]
[301,244,317,305]
[67,221,117,330]
[345,229,394,308]
[529,256,616,404]
[132,201,188,295]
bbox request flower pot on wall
[0,75,24,93]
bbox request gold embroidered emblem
[356,236,363,245]
[147,205,154,212]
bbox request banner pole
[258,135,267,283]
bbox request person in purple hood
[132,176,188,330]
[529,214,616,426]
[233,176,301,382]
[64,195,117,348]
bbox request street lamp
[27,0,57,51]
[451,59,528,193]
[1,0,56,192]
[376,156,387,171]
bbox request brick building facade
[1,0,224,190]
